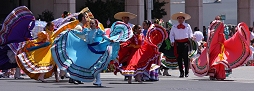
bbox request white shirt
[74,22,86,39]
[249,45,254,60]
[250,32,254,40]
[74,22,84,31]
[193,31,204,42]
[169,23,193,43]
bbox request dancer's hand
[171,42,174,46]
[192,37,196,41]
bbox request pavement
[0,66,254,91]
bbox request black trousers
[176,42,189,74]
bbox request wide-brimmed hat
[79,7,94,18]
[114,12,137,20]
[171,12,191,20]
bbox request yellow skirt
[16,42,56,80]
[16,20,79,80]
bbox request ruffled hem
[116,51,160,76]
[161,58,178,69]
[0,6,34,45]
[16,41,55,73]
[16,55,55,80]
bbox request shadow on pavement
[101,78,126,81]
[59,86,113,88]
[108,82,153,84]
[0,78,30,80]
[7,80,69,83]
[191,79,235,81]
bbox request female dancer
[51,19,133,86]
[0,6,34,79]
[115,24,168,83]
[142,20,152,36]
[191,20,251,80]
[15,22,59,82]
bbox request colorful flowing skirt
[191,20,251,79]
[0,6,34,70]
[51,21,133,82]
[0,6,34,45]
[159,39,177,68]
[115,24,168,76]
[10,21,79,80]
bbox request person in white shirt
[249,27,254,41]
[193,27,204,55]
[193,27,204,42]
[248,27,254,65]
[68,12,89,84]
[169,12,193,78]
[73,12,89,40]
[114,12,137,28]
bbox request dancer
[143,19,165,81]
[0,6,35,79]
[66,12,88,84]
[51,19,133,86]
[14,22,59,82]
[169,12,193,78]
[158,20,174,76]
[191,20,251,80]
[114,12,136,28]
[142,20,152,36]
[115,24,167,83]
[114,11,137,81]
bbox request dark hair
[69,17,76,22]
[143,20,152,26]
[62,11,69,18]
[78,13,85,22]
[63,11,68,15]
[90,19,99,25]
[194,27,199,31]
[203,26,206,29]
[44,21,53,30]
[249,27,253,32]
[132,25,141,32]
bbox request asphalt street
[0,66,254,91]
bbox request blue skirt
[51,31,119,82]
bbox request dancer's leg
[14,67,24,79]
[93,73,102,86]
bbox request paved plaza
[0,66,254,91]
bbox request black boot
[69,78,74,83]
[73,80,84,84]
[124,76,128,81]
[179,72,184,78]
[77,80,84,84]
[60,76,64,79]
[185,72,189,77]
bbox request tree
[79,0,124,27]
[152,0,168,19]
[37,10,54,22]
